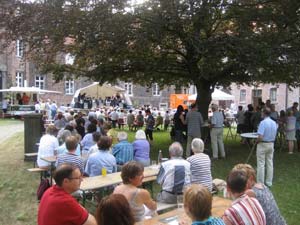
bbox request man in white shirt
[157,142,191,204]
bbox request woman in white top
[37,125,59,168]
[113,161,157,222]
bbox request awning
[188,89,235,101]
[0,86,62,94]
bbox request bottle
[158,150,163,164]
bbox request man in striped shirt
[222,170,266,225]
[56,136,84,174]
[112,131,134,170]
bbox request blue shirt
[85,150,117,177]
[112,140,134,165]
[257,116,277,142]
[133,139,150,161]
[211,111,224,128]
[294,110,300,130]
[192,217,225,225]
[81,133,94,151]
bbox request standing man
[145,109,155,144]
[210,104,225,159]
[109,108,119,128]
[185,103,204,157]
[38,164,97,225]
[256,108,277,187]
[2,97,9,117]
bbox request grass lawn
[0,124,299,225]
[0,118,23,126]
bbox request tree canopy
[1,0,300,117]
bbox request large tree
[2,0,300,118]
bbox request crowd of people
[35,100,289,225]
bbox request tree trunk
[195,81,214,121]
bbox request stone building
[1,39,300,110]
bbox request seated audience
[157,142,191,204]
[56,136,84,174]
[37,125,59,168]
[132,130,150,166]
[233,164,286,225]
[114,161,157,222]
[96,193,135,225]
[183,184,225,225]
[187,138,212,192]
[38,164,96,225]
[222,170,266,225]
[112,132,134,170]
[54,112,66,130]
[76,117,85,139]
[86,132,102,159]
[81,123,97,154]
[85,136,117,176]
[57,130,78,156]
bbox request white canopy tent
[0,86,62,94]
[72,82,132,106]
[73,82,125,99]
[188,89,235,101]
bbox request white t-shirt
[37,134,59,167]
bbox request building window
[124,82,133,96]
[270,88,277,103]
[65,79,74,95]
[252,89,262,98]
[239,89,246,102]
[16,72,24,87]
[35,75,45,89]
[152,83,161,96]
[16,39,24,57]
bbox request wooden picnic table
[40,156,57,185]
[137,196,232,225]
[80,165,159,191]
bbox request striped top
[112,140,134,165]
[157,158,191,194]
[223,194,266,225]
[192,217,225,225]
[187,153,212,191]
[56,153,84,174]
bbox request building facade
[1,40,300,110]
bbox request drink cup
[177,195,184,209]
[101,167,107,177]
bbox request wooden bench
[27,167,48,181]
[24,152,38,167]
[142,175,157,197]
[157,202,177,214]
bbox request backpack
[37,178,50,201]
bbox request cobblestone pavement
[0,123,24,143]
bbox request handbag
[37,178,50,200]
